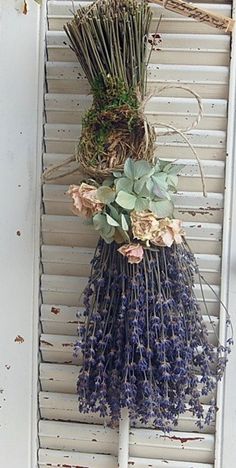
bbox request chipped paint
[148,32,162,51]
[23,1,28,14]
[40,340,53,347]
[51,306,60,314]
[61,465,88,468]
[160,434,204,444]
[14,335,24,343]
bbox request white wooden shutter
[39,2,233,467]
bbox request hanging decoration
[44,0,233,432]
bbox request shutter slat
[39,420,214,463]
[47,31,230,66]
[129,429,214,463]
[41,217,222,258]
[45,94,227,131]
[40,363,215,405]
[41,275,220,316]
[42,215,222,253]
[47,2,231,35]
[39,391,215,434]
[39,420,118,454]
[40,308,219,359]
[40,304,219,338]
[43,162,224,193]
[41,245,221,279]
[46,62,229,99]
[128,460,213,468]
[43,123,226,161]
[44,154,225,176]
[38,448,214,467]
[47,30,229,49]
[39,448,117,468]
[47,2,231,16]
[43,185,224,223]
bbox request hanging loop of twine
[42,155,80,181]
[43,84,206,196]
[150,84,207,197]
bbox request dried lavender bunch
[64,0,153,98]
[64,1,156,179]
[75,239,232,431]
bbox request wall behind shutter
[39,2,232,467]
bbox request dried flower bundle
[64,0,233,432]
[68,158,233,430]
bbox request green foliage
[115,177,132,193]
[105,214,120,227]
[114,158,182,212]
[93,213,115,243]
[80,78,142,166]
[121,214,129,231]
[90,158,184,243]
[96,186,116,204]
[92,76,139,110]
[149,200,174,218]
[116,191,136,210]
[135,197,149,212]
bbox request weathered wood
[150,0,234,32]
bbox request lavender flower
[75,239,232,431]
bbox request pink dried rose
[118,243,144,264]
[131,211,160,243]
[152,218,185,247]
[67,183,104,218]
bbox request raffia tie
[43,84,206,196]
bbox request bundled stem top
[64,0,153,99]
